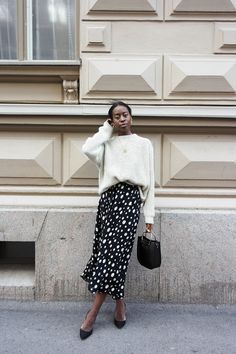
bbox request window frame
[0,0,79,63]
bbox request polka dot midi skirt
[80,182,142,300]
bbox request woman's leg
[114,299,126,321]
[80,292,107,331]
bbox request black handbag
[137,231,161,269]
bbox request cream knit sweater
[82,120,155,224]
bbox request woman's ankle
[115,299,125,311]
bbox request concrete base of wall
[160,210,236,305]
[0,264,35,300]
[0,208,235,304]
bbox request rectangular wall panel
[81,0,163,20]
[165,0,236,21]
[164,55,236,101]
[0,65,79,104]
[112,22,212,55]
[63,133,98,186]
[80,56,162,103]
[163,134,236,187]
[81,22,111,52]
[0,133,61,185]
[214,23,236,53]
[0,83,62,103]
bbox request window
[0,0,77,61]
[0,0,18,60]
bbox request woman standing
[80,101,155,339]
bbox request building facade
[0,0,236,304]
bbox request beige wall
[0,0,236,303]
[80,0,236,105]
[0,0,236,197]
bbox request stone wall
[1,208,235,304]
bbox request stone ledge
[0,264,35,287]
[1,104,236,118]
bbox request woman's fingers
[145,223,153,232]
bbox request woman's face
[111,105,132,131]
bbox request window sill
[0,60,81,66]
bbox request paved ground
[0,300,235,354]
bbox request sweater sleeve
[143,141,155,224]
[82,120,113,168]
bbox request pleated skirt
[80,182,142,300]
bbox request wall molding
[0,192,236,209]
[1,104,236,118]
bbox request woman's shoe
[114,302,126,329]
[114,317,126,329]
[80,327,93,340]
[80,310,94,340]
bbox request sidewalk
[0,300,235,354]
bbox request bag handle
[142,230,160,241]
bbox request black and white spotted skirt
[80,182,142,300]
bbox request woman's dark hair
[108,101,132,119]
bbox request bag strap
[142,230,160,242]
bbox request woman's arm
[143,141,155,229]
[82,120,113,167]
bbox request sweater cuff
[145,216,154,224]
[103,120,114,134]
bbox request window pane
[0,0,17,60]
[32,0,76,60]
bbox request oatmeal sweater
[82,120,155,224]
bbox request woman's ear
[108,118,113,126]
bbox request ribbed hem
[145,216,154,224]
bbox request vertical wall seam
[36,209,49,242]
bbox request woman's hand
[145,223,153,233]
